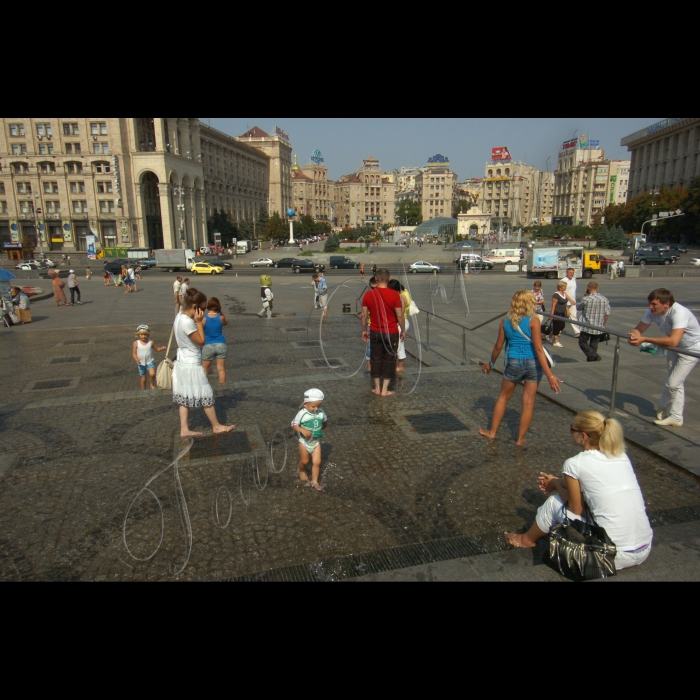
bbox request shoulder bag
[542,503,617,581]
[156,326,176,391]
[516,323,555,369]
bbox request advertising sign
[427,154,450,167]
[561,139,578,151]
[311,149,324,165]
[2,242,23,249]
[86,235,97,260]
[362,158,380,170]
[610,175,617,203]
[531,249,559,271]
[10,221,20,242]
[62,221,73,242]
[276,126,290,141]
[590,140,600,149]
[491,147,512,162]
[579,134,588,149]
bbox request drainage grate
[188,431,252,461]
[33,379,72,390]
[406,413,468,434]
[50,357,82,365]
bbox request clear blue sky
[201,118,663,181]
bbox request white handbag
[156,327,176,390]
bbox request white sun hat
[304,388,325,402]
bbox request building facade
[236,126,293,217]
[621,118,700,199]
[0,117,288,258]
[332,158,396,228]
[291,156,333,222]
[415,155,457,221]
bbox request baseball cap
[69,270,75,273]
[136,325,150,333]
[304,389,325,402]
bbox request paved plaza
[1,267,700,581]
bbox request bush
[324,233,341,253]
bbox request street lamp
[173,186,186,249]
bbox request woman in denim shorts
[479,291,563,446]
[201,297,229,384]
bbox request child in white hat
[291,389,328,491]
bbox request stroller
[1,285,19,328]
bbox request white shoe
[553,342,563,348]
[656,408,665,421]
[654,417,683,428]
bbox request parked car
[103,259,132,275]
[250,258,275,268]
[209,259,233,270]
[330,256,361,270]
[408,261,443,274]
[136,258,157,269]
[454,254,494,270]
[274,258,301,269]
[15,260,43,270]
[292,260,325,274]
[191,262,224,275]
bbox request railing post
[426,313,431,353]
[610,336,621,417]
[462,327,467,365]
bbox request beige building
[553,139,630,226]
[236,126,293,217]
[622,118,700,199]
[482,163,554,228]
[291,156,333,222]
[332,158,396,228]
[415,155,457,221]
[0,117,285,258]
[457,206,491,239]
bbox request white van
[484,248,523,265]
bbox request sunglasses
[570,425,585,435]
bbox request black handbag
[541,321,553,336]
[542,503,617,581]
[601,333,611,343]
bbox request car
[408,261,443,274]
[675,245,689,253]
[208,259,233,270]
[454,257,494,271]
[292,260,325,274]
[250,258,275,268]
[633,250,677,266]
[191,262,224,275]
[690,258,700,267]
[274,258,301,269]
[15,260,43,270]
[136,258,157,269]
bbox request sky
[201,118,664,181]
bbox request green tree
[452,199,472,218]
[324,233,341,252]
[238,220,254,240]
[396,200,423,226]
[207,208,237,246]
[263,212,286,241]
[257,205,269,228]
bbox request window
[20,201,34,213]
[70,182,86,194]
[36,123,52,137]
[97,181,113,194]
[72,200,88,214]
[90,122,108,135]
[65,143,82,155]
[1,201,7,214]
[38,143,56,155]
[17,182,32,194]
[99,200,115,213]
[11,144,28,155]
[63,122,79,136]
[44,181,59,194]
[13,163,29,174]
[39,162,56,174]
[0,182,4,195]
[9,123,25,137]
[45,201,61,213]
[94,162,111,174]
[93,142,110,154]
[66,162,83,174]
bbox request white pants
[397,319,410,360]
[536,494,652,571]
[660,352,699,423]
[567,305,580,335]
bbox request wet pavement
[2,302,700,582]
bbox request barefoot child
[132,325,166,390]
[292,389,328,492]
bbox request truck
[236,240,252,255]
[527,247,601,280]
[127,249,151,260]
[155,248,195,273]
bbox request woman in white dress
[173,288,235,438]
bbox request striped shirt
[576,293,611,335]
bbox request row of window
[13,181,114,195]
[7,161,112,175]
[2,200,117,214]
[10,142,110,156]
[8,121,108,138]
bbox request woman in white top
[173,288,235,438]
[505,410,653,571]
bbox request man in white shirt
[629,288,700,427]
[173,276,182,315]
[564,268,580,337]
[179,278,190,312]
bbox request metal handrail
[417,305,700,417]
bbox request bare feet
[516,439,527,447]
[299,471,309,482]
[311,482,323,492]
[504,532,536,549]
[180,430,203,438]
[213,425,235,434]
[380,391,396,397]
[372,388,381,395]
[478,429,496,439]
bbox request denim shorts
[202,343,228,361]
[138,362,155,376]
[504,357,542,384]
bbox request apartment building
[0,117,280,258]
[415,155,457,221]
[291,156,333,222]
[622,118,700,199]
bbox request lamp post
[173,186,186,249]
[33,192,46,261]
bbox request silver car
[408,261,442,274]
[250,258,274,268]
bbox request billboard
[491,147,512,162]
[561,139,578,151]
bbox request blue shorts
[138,362,155,376]
[202,343,228,361]
[504,357,542,384]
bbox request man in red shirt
[361,268,406,396]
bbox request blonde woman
[548,280,575,348]
[505,411,653,571]
[480,291,562,446]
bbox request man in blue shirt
[314,273,328,318]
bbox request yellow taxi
[191,262,224,275]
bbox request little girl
[132,325,166,390]
[291,389,328,492]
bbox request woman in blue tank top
[202,297,229,384]
[479,290,563,446]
